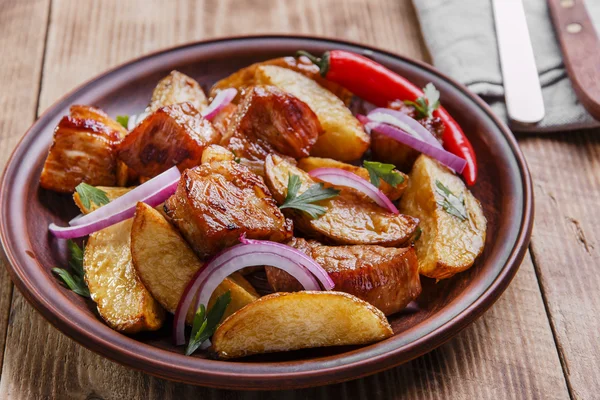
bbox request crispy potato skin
[265,154,418,246]
[40,106,127,193]
[130,203,258,324]
[266,238,421,315]
[165,160,293,259]
[221,85,322,162]
[116,102,220,177]
[399,155,487,279]
[298,157,408,201]
[210,56,353,105]
[254,66,369,161]
[73,186,134,214]
[84,219,165,333]
[212,291,392,359]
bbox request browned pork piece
[265,154,419,246]
[165,159,293,259]
[40,105,127,193]
[265,238,421,315]
[116,102,220,178]
[221,85,322,163]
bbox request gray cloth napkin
[412,0,600,132]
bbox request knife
[492,0,545,125]
[547,0,600,121]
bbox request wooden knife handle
[547,0,600,121]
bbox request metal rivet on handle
[560,0,574,8]
[566,23,582,33]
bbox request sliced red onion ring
[201,88,237,120]
[365,121,466,173]
[367,108,443,149]
[173,240,332,345]
[308,168,399,214]
[49,167,181,239]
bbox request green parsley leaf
[435,180,468,221]
[363,161,405,188]
[116,115,129,130]
[404,82,441,119]
[53,240,90,297]
[231,150,241,164]
[185,291,232,356]
[413,226,423,242]
[279,174,340,219]
[75,183,110,210]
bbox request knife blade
[493,0,545,125]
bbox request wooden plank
[0,0,50,374]
[0,0,570,398]
[519,131,600,400]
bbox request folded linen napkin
[412,0,600,132]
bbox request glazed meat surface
[165,160,293,259]
[265,154,419,247]
[221,85,322,162]
[265,238,421,315]
[40,106,126,193]
[116,102,220,178]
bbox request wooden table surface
[0,0,598,398]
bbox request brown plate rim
[0,34,533,390]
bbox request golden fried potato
[266,238,421,315]
[165,160,293,259]
[399,155,487,279]
[254,66,369,161]
[221,85,322,161]
[298,157,408,201]
[136,70,208,123]
[209,56,352,105]
[117,102,220,178]
[73,186,134,214]
[83,219,165,333]
[40,106,126,193]
[212,291,392,359]
[130,203,258,323]
[265,154,418,246]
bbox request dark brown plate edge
[0,34,534,390]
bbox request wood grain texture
[0,0,577,398]
[0,0,50,373]
[519,131,600,400]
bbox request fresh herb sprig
[186,291,232,356]
[116,115,129,130]
[435,180,468,221]
[363,161,405,188]
[75,183,110,210]
[52,240,90,297]
[279,174,340,219]
[404,83,440,119]
[231,150,241,164]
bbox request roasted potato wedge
[130,203,258,323]
[84,219,165,333]
[266,238,421,315]
[40,106,126,193]
[73,186,134,214]
[136,70,208,123]
[165,159,293,258]
[298,157,408,201]
[212,291,392,359]
[399,155,486,279]
[117,102,220,178]
[254,66,369,161]
[209,56,352,105]
[265,154,418,246]
[221,85,322,161]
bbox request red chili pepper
[297,50,477,185]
